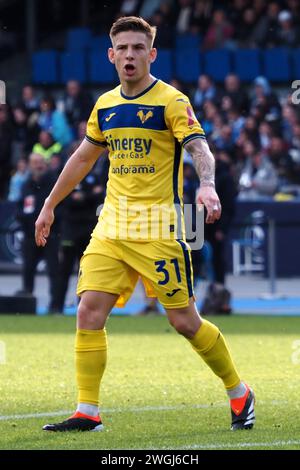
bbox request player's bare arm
[184,138,222,224]
[35,139,106,247]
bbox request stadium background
[1,0,300,453]
[1,0,300,314]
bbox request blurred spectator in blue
[59,80,93,132]
[227,108,246,143]
[281,103,299,142]
[276,10,300,47]
[0,105,14,199]
[203,9,234,50]
[8,159,29,202]
[212,124,235,154]
[21,85,39,116]
[201,100,218,136]
[119,0,142,16]
[250,76,281,122]
[194,75,218,112]
[38,96,72,147]
[139,0,165,20]
[239,150,279,198]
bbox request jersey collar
[120,79,159,100]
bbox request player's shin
[75,328,107,412]
[188,319,241,389]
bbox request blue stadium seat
[89,35,112,52]
[292,48,300,79]
[88,51,117,84]
[233,49,261,81]
[175,33,201,51]
[263,48,291,82]
[204,49,232,82]
[151,49,173,82]
[60,51,87,83]
[32,50,58,84]
[175,48,201,83]
[66,28,92,51]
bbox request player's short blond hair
[110,16,157,47]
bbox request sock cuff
[189,319,220,353]
[76,328,107,352]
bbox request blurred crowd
[1,0,300,312]
[117,0,300,49]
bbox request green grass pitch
[1,314,300,450]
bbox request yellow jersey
[86,79,205,241]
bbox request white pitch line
[178,440,300,450]
[0,400,288,422]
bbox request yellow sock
[188,319,240,389]
[75,329,107,406]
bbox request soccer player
[35,16,255,432]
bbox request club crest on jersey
[187,106,196,127]
[137,110,153,124]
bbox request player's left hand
[196,186,222,224]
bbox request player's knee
[169,316,196,338]
[77,301,104,329]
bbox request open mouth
[124,64,136,74]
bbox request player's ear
[149,48,157,64]
[108,48,115,64]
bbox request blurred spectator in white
[59,80,93,131]
[176,0,194,34]
[32,131,62,162]
[239,151,278,198]
[8,159,29,202]
[203,9,234,50]
[259,121,274,150]
[276,10,300,47]
[38,96,72,147]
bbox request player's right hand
[35,205,55,247]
